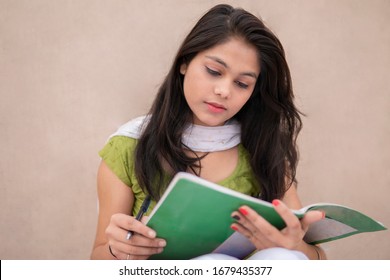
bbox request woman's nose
[214,80,231,98]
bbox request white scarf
[110,115,241,152]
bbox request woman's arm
[90,161,166,260]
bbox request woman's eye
[236,81,248,89]
[206,67,221,76]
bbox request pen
[126,195,151,240]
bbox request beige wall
[0,0,389,259]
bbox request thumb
[300,210,324,232]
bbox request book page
[304,218,357,244]
[212,232,256,259]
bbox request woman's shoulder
[102,135,138,151]
[99,114,149,156]
[97,117,147,186]
[108,115,150,140]
[98,136,139,188]
[99,134,138,161]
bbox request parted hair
[134,4,302,202]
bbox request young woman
[91,4,326,260]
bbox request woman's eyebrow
[206,55,228,68]
[205,55,258,79]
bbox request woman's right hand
[105,213,166,260]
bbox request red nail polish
[272,199,280,206]
[239,207,249,216]
[231,225,238,231]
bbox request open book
[146,172,386,260]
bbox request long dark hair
[135,4,302,202]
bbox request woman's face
[181,37,260,127]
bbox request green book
[146,172,387,260]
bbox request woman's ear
[180,63,187,75]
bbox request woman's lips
[206,102,226,113]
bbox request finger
[231,210,254,236]
[235,206,283,242]
[107,214,164,259]
[127,234,167,248]
[122,254,146,260]
[231,209,257,238]
[118,249,149,260]
[111,213,157,239]
[114,241,164,259]
[109,234,166,260]
[271,199,302,232]
[300,210,324,231]
[230,218,273,250]
[230,221,252,239]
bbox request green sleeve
[98,136,138,187]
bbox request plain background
[0,0,389,259]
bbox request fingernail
[148,230,156,238]
[321,211,326,219]
[239,207,249,216]
[231,225,238,231]
[232,215,240,220]
[272,199,280,206]
[159,240,166,247]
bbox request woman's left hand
[230,199,324,251]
